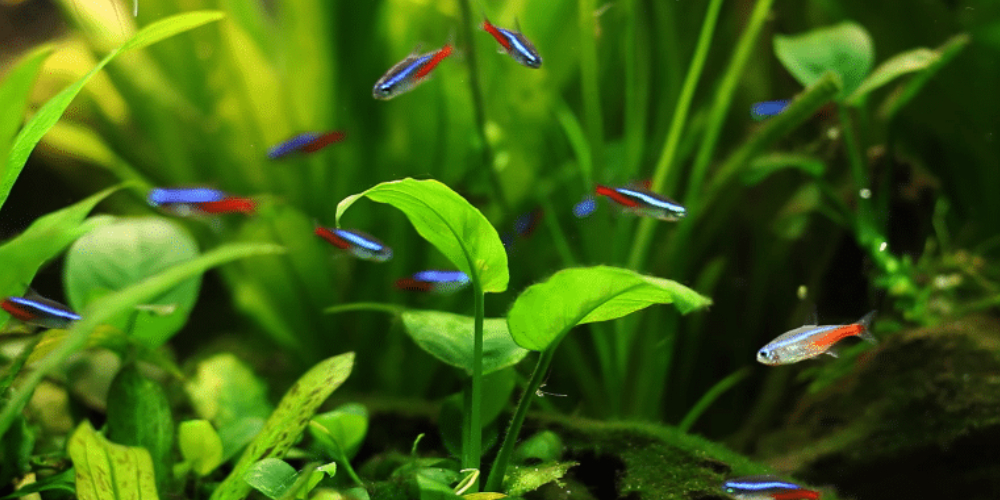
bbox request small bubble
[827,127,840,140]
[797,285,807,300]
[859,188,872,199]
[879,241,887,252]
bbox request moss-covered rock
[757,315,1000,500]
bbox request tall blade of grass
[0,242,284,438]
[677,367,749,433]
[622,0,651,180]
[578,0,604,176]
[0,11,224,214]
[625,0,724,271]
[0,45,54,163]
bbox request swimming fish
[2,292,81,330]
[594,184,686,221]
[757,311,877,365]
[751,100,791,121]
[722,476,820,500]
[481,17,542,68]
[514,207,543,238]
[315,226,393,262]
[573,196,597,218]
[148,188,257,216]
[373,44,453,100]
[395,270,470,293]
[267,131,346,160]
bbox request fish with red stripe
[2,291,80,330]
[148,187,256,216]
[757,311,877,365]
[481,17,542,68]
[268,131,346,160]
[395,270,470,294]
[315,226,393,262]
[373,43,453,100]
[594,184,686,221]
[722,476,820,500]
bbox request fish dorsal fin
[24,287,43,300]
[514,17,523,32]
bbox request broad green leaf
[0,185,120,330]
[106,363,174,491]
[244,458,298,500]
[0,242,285,439]
[401,311,529,375]
[210,352,355,500]
[336,178,509,293]
[741,153,825,186]
[65,217,200,348]
[502,461,577,497]
[0,44,54,163]
[878,34,970,121]
[0,11,224,213]
[310,403,368,462]
[184,353,273,460]
[846,48,938,105]
[299,463,337,500]
[774,22,873,99]
[179,420,224,476]
[413,474,461,500]
[513,431,563,464]
[507,266,712,352]
[69,421,159,500]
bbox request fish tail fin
[857,310,877,344]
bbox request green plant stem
[685,0,775,209]
[578,0,604,176]
[677,367,749,432]
[485,347,556,492]
[457,0,509,215]
[461,280,486,490]
[322,302,404,316]
[838,105,874,243]
[625,0,725,271]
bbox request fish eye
[757,349,768,359]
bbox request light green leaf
[244,458,299,500]
[310,403,368,462]
[413,474,461,500]
[0,11,223,213]
[0,44,54,163]
[774,22,874,99]
[0,185,121,330]
[179,420,224,477]
[463,494,507,500]
[69,420,159,500]
[846,48,939,105]
[878,34,969,121]
[401,311,529,375]
[513,431,563,464]
[106,363,174,490]
[336,178,508,293]
[65,216,200,348]
[502,461,577,497]
[741,153,825,186]
[507,266,712,352]
[0,242,285,439]
[210,352,355,500]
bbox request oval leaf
[65,216,200,348]
[310,403,369,461]
[336,178,508,293]
[402,310,529,375]
[244,458,299,500]
[69,421,159,500]
[106,363,174,491]
[508,266,711,352]
[179,420,224,477]
[774,22,874,99]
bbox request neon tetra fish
[148,188,256,216]
[750,100,791,121]
[267,131,346,160]
[757,311,877,365]
[315,226,393,262]
[722,476,820,500]
[595,184,686,221]
[481,17,542,68]
[2,292,81,330]
[395,270,470,293]
[373,44,453,100]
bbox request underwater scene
[1,0,998,498]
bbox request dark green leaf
[336,178,509,293]
[507,266,711,352]
[65,216,200,348]
[210,352,355,500]
[878,34,970,121]
[0,44,53,163]
[310,403,368,461]
[0,416,34,487]
[178,420,224,476]
[502,461,577,496]
[106,363,174,491]
[0,468,75,499]
[412,474,461,500]
[774,22,873,99]
[244,458,299,500]
[69,421,160,500]
[513,431,563,464]
[401,311,529,375]
[742,153,825,186]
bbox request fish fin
[24,288,43,300]
[514,17,524,33]
[825,348,839,358]
[856,310,878,344]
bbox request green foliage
[311,403,369,462]
[513,431,563,464]
[106,363,174,490]
[244,458,299,500]
[69,420,160,500]
[401,311,528,376]
[502,461,577,497]
[65,216,201,348]
[774,22,874,99]
[0,44,53,162]
[178,420,224,477]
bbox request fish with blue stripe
[267,131,346,160]
[148,188,256,216]
[481,17,542,68]
[315,226,393,262]
[751,100,791,121]
[757,311,877,365]
[2,291,81,330]
[373,43,453,100]
[722,476,820,500]
[595,184,686,221]
[395,270,470,293]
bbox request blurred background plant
[2,0,998,447]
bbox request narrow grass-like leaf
[0,242,285,438]
[774,22,873,99]
[878,34,970,121]
[336,178,508,293]
[69,420,159,500]
[846,48,938,105]
[0,44,54,162]
[210,352,355,500]
[0,11,223,213]
[401,311,529,375]
[244,458,298,500]
[741,153,826,186]
[179,420,224,477]
[507,266,711,352]
[106,363,174,491]
[677,367,750,432]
